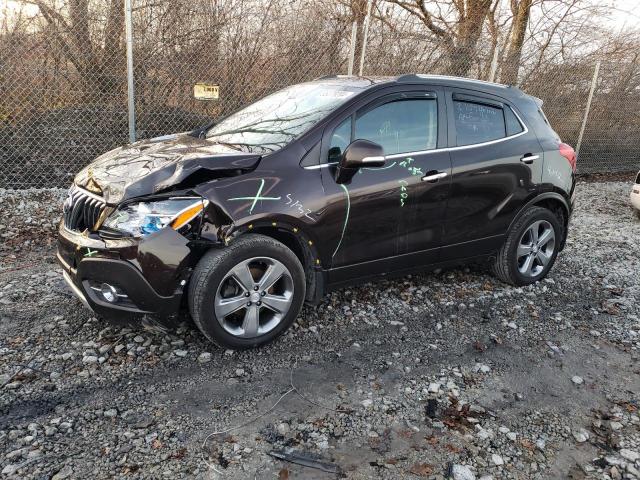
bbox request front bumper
[57,222,198,321]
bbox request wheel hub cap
[249,291,261,303]
[516,219,556,278]
[214,256,294,339]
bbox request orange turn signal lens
[170,201,205,230]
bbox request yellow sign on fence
[194,83,220,101]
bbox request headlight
[103,197,207,237]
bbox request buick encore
[58,75,577,348]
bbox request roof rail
[397,73,512,88]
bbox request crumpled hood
[74,133,261,204]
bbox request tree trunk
[447,0,493,77]
[351,0,369,73]
[500,0,533,85]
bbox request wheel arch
[510,192,571,250]
[236,223,324,304]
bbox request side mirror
[334,139,385,184]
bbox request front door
[319,87,450,284]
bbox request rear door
[441,88,544,260]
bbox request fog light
[100,283,118,303]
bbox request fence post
[576,61,600,155]
[358,0,373,76]
[347,21,357,75]
[125,0,136,144]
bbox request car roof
[311,74,533,104]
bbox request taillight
[559,142,576,172]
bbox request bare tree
[386,0,494,76]
[18,0,125,98]
[499,0,533,83]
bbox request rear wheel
[188,234,305,349]
[492,206,562,286]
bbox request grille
[63,185,107,232]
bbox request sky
[605,0,640,32]
[1,0,639,32]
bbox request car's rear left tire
[188,234,306,349]
[492,206,562,286]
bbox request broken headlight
[102,197,207,237]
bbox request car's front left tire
[188,234,306,349]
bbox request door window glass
[453,100,506,146]
[355,99,437,155]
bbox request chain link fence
[1,0,639,189]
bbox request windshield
[206,83,359,153]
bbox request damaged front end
[57,133,247,323]
[57,194,219,323]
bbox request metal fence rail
[1,0,639,189]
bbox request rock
[82,355,98,364]
[198,352,212,363]
[571,375,584,385]
[491,454,504,466]
[428,383,441,393]
[610,466,622,480]
[104,409,117,418]
[620,449,639,463]
[610,421,623,431]
[361,399,373,408]
[2,464,20,475]
[52,465,73,480]
[452,464,476,480]
[277,423,290,435]
[572,428,589,443]
[174,349,188,357]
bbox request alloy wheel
[516,220,556,278]
[214,257,294,338]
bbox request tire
[492,206,562,286]
[188,234,306,349]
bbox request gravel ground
[0,181,639,480]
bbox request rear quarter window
[505,106,524,136]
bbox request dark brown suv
[58,75,577,348]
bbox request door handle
[520,154,539,164]
[421,171,448,183]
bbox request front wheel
[492,206,562,286]
[188,235,306,349]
